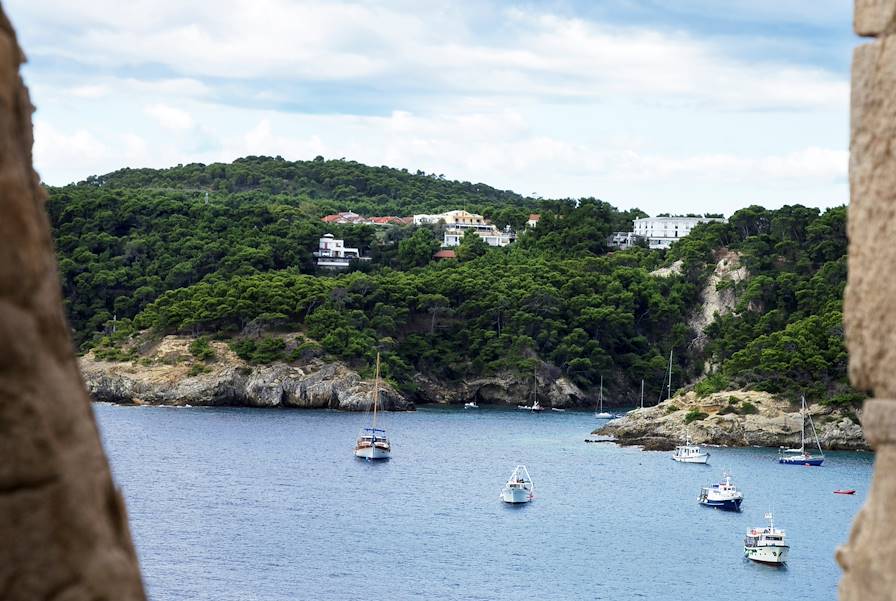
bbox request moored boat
[834,489,856,495]
[594,376,614,419]
[744,513,789,565]
[778,395,825,466]
[354,353,391,460]
[464,401,479,409]
[699,472,743,511]
[672,431,710,464]
[500,465,534,504]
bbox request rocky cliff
[597,390,866,450]
[80,336,413,410]
[411,371,586,408]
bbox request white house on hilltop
[633,216,726,249]
[314,233,370,269]
[413,209,516,248]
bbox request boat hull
[744,545,788,565]
[700,497,742,511]
[672,454,710,464]
[501,487,532,504]
[354,445,391,460]
[779,457,824,466]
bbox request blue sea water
[94,403,873,601]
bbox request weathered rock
[649,259,683,278]
[598,391,867,450]
[845,38,896,396]
[688,250,748,353]
[411,370,587,407]
[79,337,413,411]
[855,0,896,36]
[0,7,145,599]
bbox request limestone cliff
[688,249,748,352]
[597,390,866,450]
[80,336,413,410]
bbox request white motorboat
[354,353,391,460]
[699,472,743,511]
[778,395,825,466]
[744,513,789,565]
[672,431,710,464]
[500,465,534,504]
[464,401,479,409]
[594,376,614,419]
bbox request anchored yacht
[699,472,743,511]
[500,465,534,504]
[744,513,789,565]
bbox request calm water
[94,403,873,601]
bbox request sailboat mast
[372,352,380,429]
[640,379,644,409]
[667,348,673,401]
[599,375,603,412]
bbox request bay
[94,403,872,601]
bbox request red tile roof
[433,249,457,259]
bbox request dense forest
[47,156,859,406]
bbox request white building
[607,231,637,249]
[314,233,369,269]
[443,225,515,247]
[526,213,541,228]
[633,216,726,249]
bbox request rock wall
[839,2,896,598]
[688,249,748,353]
[597,391,866,451]
[80,346,413,411]
[0,9,146,600]
[412,371,586,408]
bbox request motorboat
[699,472,743,511]
[778,395,825,466]
[672,430,710,464]
[464,401,479,409]
[500,465,534,504]
[744,513,789,565]
[354,353,391,460]
[834,489,856,495]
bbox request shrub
[684,410,708,424]
[694,373,728,398]
[229,336,285,364]
[189,336,216,361]
[739,401,758,415]
[822,391,867,408]
[718,405,737,415]
[665,404,680,413]
[188,363,211,376]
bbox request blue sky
[7,1,855,216]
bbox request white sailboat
[778,395,825,466]
[517,365,545,411]
[594,376,613,419]
[500,465,534,504]
[354,353,391,460]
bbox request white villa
[413,210,516,248]
[314,234,369,269]
[633,216,726,249]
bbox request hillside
[47,157,861,409]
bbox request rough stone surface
[411,370,587,407]
[855,0,896,36]
[597,391,867,450]
[688,249,748,353]
[845,38,896,395]
[80,337,413,411]
[0,9,146,600]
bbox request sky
[7,0,856,216]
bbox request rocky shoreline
[596,390,867,451]
[79,335,589,411]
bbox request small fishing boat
[778,395,825,466]
[551,407,566,412]
[594,376,614,419]
[744,513,789,565]
[699,472,743,511]
[354,353,391,461]
[672,430,710,464]
[464,401,479,409]
[834,489,856,495]
[500,465,534,504]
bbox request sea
[93,403,873,601]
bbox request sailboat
[778,395,825,466]
[517,365,545,411]
[594,375,613,419]
[354,353,391,460]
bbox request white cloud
[144,103,194,130]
